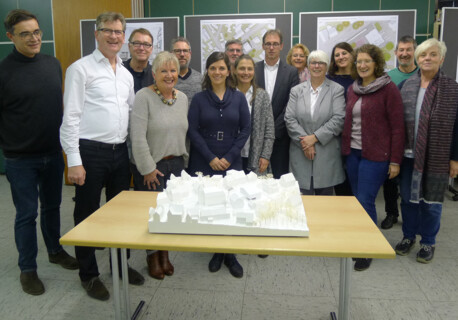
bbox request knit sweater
[342,81,405,164]
[0,48,63,157]
[130,87,189,175]
[175,68,202,105]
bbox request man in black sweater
[0,9,78,296]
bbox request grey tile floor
[0,174,457,320]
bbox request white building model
[148,170,309,237]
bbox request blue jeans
[5,153,64,272]
[346,149,389,224]
[399,157,442,245]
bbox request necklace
[153,85,177,106]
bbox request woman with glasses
[286,43,310,83]
[187,52,250,278]
[130,51,189,280]
[341,44,404,271]
[285,50,346,195]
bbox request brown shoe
[49,249,79,270]
[20,271,45,295]
[159,250,174,276]
[81,277,109,301]
[146,252,164,280]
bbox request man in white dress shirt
[60,11,144,301]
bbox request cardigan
[246,88,275,174]
[341,81,405,164]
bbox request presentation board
[185,13,293,73]
[80,17,179,63]
[300,10,416,70]
[440,7,458,81]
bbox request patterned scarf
[401,70,458,203]
[352,73,391,95]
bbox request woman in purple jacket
[341,44,405,271]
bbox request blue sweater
[187,88,251,176]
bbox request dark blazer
[255,59,299,140]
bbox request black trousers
[383,177,399,217]
[270,135,290,179]
[73,140,131,281]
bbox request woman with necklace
[341,44,405,271]
[130,51,189,280]
[187,52,250,278]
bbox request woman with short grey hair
[285,50,346,195]
[394,38,458,264]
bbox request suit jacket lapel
[312,80,330,122]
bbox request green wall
[0,0,55,60]
[144,0,435,44]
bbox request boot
[159,250,174,276]
[146,251,164,280]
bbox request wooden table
[60,191,395,320]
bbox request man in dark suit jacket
[255,29,299,178]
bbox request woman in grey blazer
[233,54,275,175]
[285,50,346,194]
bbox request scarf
[352,73,391,95]
[401,70,458,203]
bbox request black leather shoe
[381,215,398,229]
[354,258,372,271]
[224,254,243,278]
[258,255,268,258]
[126,267,145,285]
[81,277,109,301]
[208,253,224,272]
[20,271,45,295]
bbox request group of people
[1,8,457,302]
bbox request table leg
[120,249,131,318]
[110,248,122,320]
[337,257,352,320]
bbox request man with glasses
[0,9,78,296]
[171,37,202,104]
[255,29,299,178]
[60,11,144,301]
[124,28,155,93]
[225,39,243,65]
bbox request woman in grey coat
[285,50,345,194]
[233,54,275,175]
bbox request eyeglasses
[16,29,42,40]
[173,49,190,54]
[227,48,242,53]
[130,41,152,48]
[355,59,374,65]
[264,42,281,48]
[98,28,124,36]
[309,61,326,66]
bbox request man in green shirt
[382,36,418,229]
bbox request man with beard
[170,37,202,104]
[381,36,418,230]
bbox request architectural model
[148,170,309,237]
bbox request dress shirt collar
[264,59,280,71]
[93,48,123,66]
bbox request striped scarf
[401,70,458,203]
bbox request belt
[202,131,237,141]
[79,139,126,150]
[162,155,175,160]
